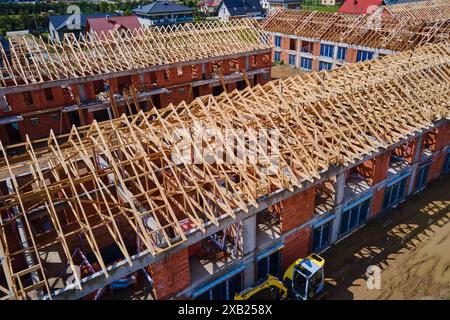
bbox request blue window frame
[288,54,296,66]
[300,57,312,70]
[443,152,450,174]
[274,36,281,47]
[339,198,370,237]
[194,272,242,300]
[320,44,334,58]
[257,250,281,282]
[415,162,431,192]
[274,51,281,62]
[319,61,332,71]
[356,50,374,62]
[337,47,347,60]
[312,220,332,252]
[382,177,408,210]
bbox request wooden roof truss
[0,41,449,300]
[262,9,450,52]
[0,19,271,88]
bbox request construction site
[264,0,450,71]
[0,3,449,301]
[0,19,272,145]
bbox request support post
[330,172,346,243]
[408,136,423,195]
[242,214,256,288]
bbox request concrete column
[106,107,113,120]
[332,45,338,68]
[330,172,346,243]
[0,94,9,111]
[242,214,256,288]
[242,214,256,254]
[334,172,346,207]
[408,135,423,195]
[78,84,87,102]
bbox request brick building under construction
[263,1,450,72]
[0,19,272,146]
[0,34,448,300]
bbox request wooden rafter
[0,19,271,88]
[0,41,449,300]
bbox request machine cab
[284,254,325,300]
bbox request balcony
[152,16,193,26]
[314,179,335,215]
[343,173,371,204]
[189,225,242,286]
[256,210,281,249]
[388,155,410,179]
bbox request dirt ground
[271,65,306,79]
[324,175,450,300]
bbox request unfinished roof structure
[262,7,450,51]
[385,0,450,23]
[0,39,448,299]
[0,19,270,88]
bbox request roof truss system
[0,41,449,300]
[0,19,270,88]
[262,8,450,52]
[385,0,450,23]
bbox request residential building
[338,0,383,14]
[218,0,263,20]
[338,0,432,15]
[86,15,141,39]
[0,20,272,146]
[133,1,194,27]
[48,13,115,42]
[267,0,300,11]
[198,0,223,15]
[0,40,448,300]
[263,5,449,72]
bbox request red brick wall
[312,42,320,56]
[355,151,390,185]
[435,122,450,151]
[281,36,290,50]
[427,151,447,183]
[280,187,315,233]
[188,241,201,257]
[148,248,191,300]
[280,51,289,65]
[282,226,311,271]
[370,188,385,217]
[372,151,391,185]
[346,48,357,63]
[20,112,70,140]
[312,58,319,72]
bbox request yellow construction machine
[234,275,288,300]
[235,254,327,300]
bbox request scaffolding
[0,41,449,300]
